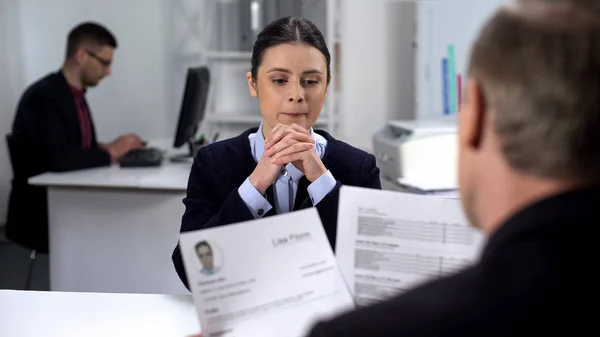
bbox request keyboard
[118,147,164,167]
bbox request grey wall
[0,0,23,225]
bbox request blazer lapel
[55,71,83,145]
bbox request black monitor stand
[170,136,203,163]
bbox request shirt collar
[70,85,86,96]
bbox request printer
[372,116,458,192]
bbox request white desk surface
[29,163,192,190]
[0,290,200,337]
[28,139,193,191]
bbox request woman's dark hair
[250,16,331,82]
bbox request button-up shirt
[238,122,337,218]
[70,86,92,148]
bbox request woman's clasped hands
[248,123,327,194]
[266,123,328,182]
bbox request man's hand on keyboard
[106,133,144,161]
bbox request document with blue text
[179,208,354,337]
[336,186,485,307]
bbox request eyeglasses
[86,50,112,67]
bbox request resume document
[336,186,485,307]
[178,208,354,337]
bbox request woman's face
[246,43,329,136]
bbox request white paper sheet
[179,208,354,337]
[336,186,485,307]
[396,177,457,195]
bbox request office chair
[5,133,39,290]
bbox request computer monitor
[172,66,210,161]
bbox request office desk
[29,145,194,295]
[0,290,199,337]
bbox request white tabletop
[29,162,192,190]
[28,139,193,191]
[0,290,200,337]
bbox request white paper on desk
[178,208,354,337]
[397,177,458,196]
[336,186,485,307]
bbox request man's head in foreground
[458,0,600,233]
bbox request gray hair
[468,0,600,181]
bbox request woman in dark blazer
[173,16,381,289]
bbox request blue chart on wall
[417,0,504,118]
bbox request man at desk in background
[6,22,143,253]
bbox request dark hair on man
[467,0,600,181]
[250,16,330,82]
[195,241,212,252]
[65,22,117,59]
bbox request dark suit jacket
[6,71,110,253]
[172,127,382,289]
[307,186,597,336]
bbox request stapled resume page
[179,208,354,337]
[336,186,485,307]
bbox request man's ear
[246,72,257,97]
[74,47,87,64]
[459,79,486,150]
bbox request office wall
[416,0,504,118]
[339,0,417,151]
[0,0,23,225]
[339,0,506,151]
